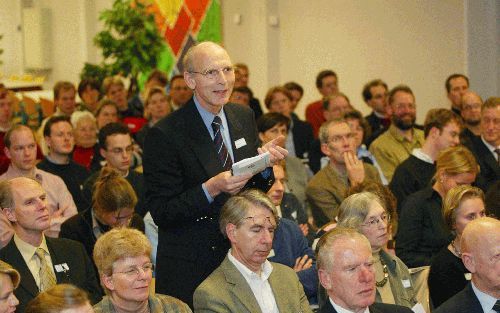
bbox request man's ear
[3,147,11,160]
[45,136,52,150]
[100,147,106,159]
[2,207,17,223]
[318,268,332,290]
[101,274,115,291]
[320,143,330,156]
[183,72,196,90]
[226,223,237,243]
[428,127,439,140]
[462,252,476,274]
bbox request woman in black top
[396,146,478,267]
[428,185,486,307]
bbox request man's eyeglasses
[329,133,355,143]
[113,262,154,278]
[189,66,235,80]
[361,213,390,228]
[241,215,278,229]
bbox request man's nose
[359,265,374,283]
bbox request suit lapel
[2,240,39,298]
[221,257,262,313]
[268,268,289,313]
[46,238,69,284]
[182,100,223,179]
[224,105,246,162]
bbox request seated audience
[428,185,486,307]
[193,189,312,313]
[396,145,479,267]
[0,87,13,174]
[229,86,252,107]
[71,111,99,172]
[463,97,499,192]
[37,81,78,156]
[362,79,391,145]
[369,85,425,182]
[234,63,263,120]
[38,116,90,212]
[306,70,339,138]
[390,108,461,214]
[0,260,20,313]
[0,177,101,312]
[445,73,469,115]
[25,284,94,313]
[267,163,317,302]
[136,86,171,149]
[484,180,500,218]
[306,119,381,227]
[434,217,500,313]
[168,74,192,111]
[316,227,413,313]
[78,78,101,114]
[283,81,304,121]
[93,228,191,313]
[336,192,417,308]
[102,76,141,118]
[82,123,146,216]
[344,110,387,184]
[459,91,482,145]
[0,125,77,239]
[60,167,145,259]
[309,92,354,173]
[257,112,310,205]
[264,86,314,160]
[95,100,119,131]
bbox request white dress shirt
[329,297,370,313]
[471,281,499,313]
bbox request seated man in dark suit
[434,217,500,313]
[193,189,312,313]
[316,227,413,313]
[0,177,101,312]
[463,97,499,192]
[459,91,482,146]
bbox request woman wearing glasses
[336,192,417,308]
[60,167,145,259]
[93,227,191,313]
[428,185,486,307]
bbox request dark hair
[316,70,337,89]
[388,85,414,105]
[98,122,130,150]
[53,81,75,100]
[343,110,371,143]
[362,79,388,102]
[257,113,291,133]
[77,78,100,99]
[43,115,72,138]
[423,108,462,138]
[4,124,34,149]
[147,69,168,86]
[232,86,253,99]
[169,74,185,86]
[284,81,304,96]
[445,74,469,93]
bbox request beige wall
[223,0,467,122]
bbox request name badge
[267,249,275,258]
[464,273,472,280]
[402,279,411,288]
[54,263,69,272]
[235,138,247,149]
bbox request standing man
[460,91,482,145]
[305,70,339,138]
[362,79,391,145]
[143,41,286,307]
[369,85,425,182]
[445,74,469,115]
[434,217,500,313]
[316,228,413,313]
[0,177,101,312]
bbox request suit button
[211,246,216,251]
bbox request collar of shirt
[411,148,434,164]
[14,233,50,263]
[1,165,41,181]
[481,136,499,157]
[91,208,104,239]
[471,281,499,313]
[329,297,370,313]
[275,205,283,218]
[373,110,386,119]
[227,249,273,281]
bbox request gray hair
[318,118,348,144]
[337,192,386,230]
[70,110,96,129]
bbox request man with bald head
[460,91,483,145]
[435,217,500,313]
[316,228,412,312]
[143,41,287,306]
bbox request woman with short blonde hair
[0,260,20,313]
[25,284,93,313]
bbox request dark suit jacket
[143,99,272,307]
[0,237,102,313]
[320,299,413,313]
[194,256,312,313]
[464,135,500,192]
[291,116,314,159]
[434,283,483,313]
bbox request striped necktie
[212,116,232,171]
[35,247,56,291]
[492,299,500,313]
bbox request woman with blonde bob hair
[0,260,20,313]
[25,284,93,313]
[92,227,191,313]
[396,145,479,268]
[337,192,417,308]
[428,185,485,307]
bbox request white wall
[0,0,23,77]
